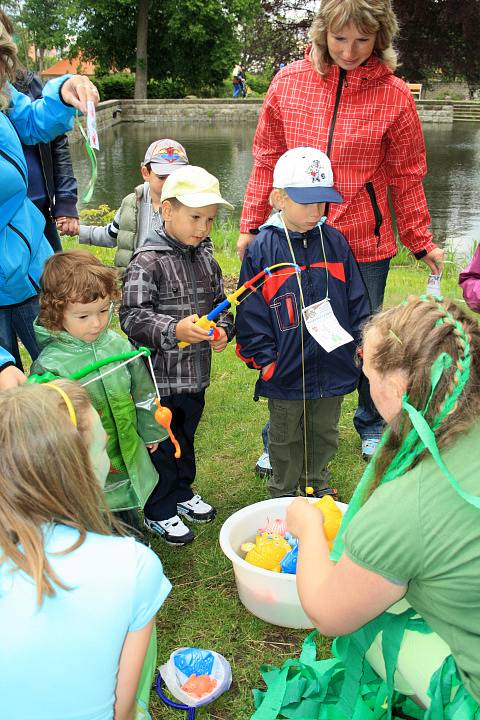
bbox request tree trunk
[134,0,148,99]
[37,46,45,73]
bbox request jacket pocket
[365,182,383,245]
[270,292,299,332]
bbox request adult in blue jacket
[0,345,25,389]
[0,15,99,370]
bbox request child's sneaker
[177,495,216,523]
[144,515,194,545]
[255,451,273,477]
[361,437,380,461]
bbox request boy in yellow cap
[120,166,235,545]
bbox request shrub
[79,204,116,225]
[93,73,134,101]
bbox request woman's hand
[422,247,444,275]
[60,75,100,114]
[56,216,80,236]
[0,365,26,390]
[237,232,255,260]
[286,496,324,540]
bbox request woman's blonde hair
[363,296,480,496]
[309,0,398,75]
[0,382,115,605]
[0,11,17,111]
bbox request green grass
[42,233,469,718]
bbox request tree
[20,0,71,71]
[393,0,480,96]
[71,0,260,96]
[134,0,148,99]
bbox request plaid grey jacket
[120,228,235,395]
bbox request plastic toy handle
[178,316,217,349]
[154,398,181,459]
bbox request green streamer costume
[252,296,480,720]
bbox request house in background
[40,56,95,81]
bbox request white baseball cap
[273,147,343,204]
[161,166,234,209]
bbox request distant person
[237,0,444,469]
[273,62,286,77]
[236,148,369,499]
[0,11,99,371]
[232,63,243,98]
[77,139,189,273]
[120,166,235,545]
[0,381,171,719]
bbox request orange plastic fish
[181,673,218,698]
[154,398,181,458]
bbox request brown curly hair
[0,10,17,111]
[38,249,121,331]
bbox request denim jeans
[0,296,40,371]
[353,258,391,440]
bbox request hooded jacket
[235,214,370,400]
[0,345,14,371]
[240,54,436,263]
[31,318,166,511]
[120,225,235,396]
[0,77,76,307]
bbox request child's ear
[271,189,285,210]
[140,165,150,182]
[162,200,173,221]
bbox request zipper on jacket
[326,68,346,158]
[8,223,41,293]
[0,148,27,187]
[365,182,383,244]
[184,249,203,391]
[301,234,322,397]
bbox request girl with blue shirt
[0,381,171,720]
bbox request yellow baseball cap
[161,166,234,210]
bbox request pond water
[70,120,480,259]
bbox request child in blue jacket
[236,147,369,498]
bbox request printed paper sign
[426,273,441,296]
[86,100,100,150]
[302,299,353,353]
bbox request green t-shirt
[344,420,480,702]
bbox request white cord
[81,350,148,388]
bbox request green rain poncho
[32,318,167,511]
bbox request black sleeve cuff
[414,249,428,260]
[0,361,15,373]
[249,228,260,235]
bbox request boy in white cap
[120,166,235,545]
[78,139,189,273]
[236,147,369,499]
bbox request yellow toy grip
[177,315,218,349]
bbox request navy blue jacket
[235,215,370,400]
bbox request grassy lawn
[55,228,467,719]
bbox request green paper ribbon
[76,111,98,203]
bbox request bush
[93,73,135,101]
[79,204,116,225]
[246,72,271,96]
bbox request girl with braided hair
[285,296,480,713]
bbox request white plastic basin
[219,496,347,629]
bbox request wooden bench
[407,82,423,99]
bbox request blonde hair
[0,383,115,605]
[363,296,480,496]
[309,0,398,76]
[0,11,17,110]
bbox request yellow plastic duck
[241,532,291,572]
[314,495,342,550]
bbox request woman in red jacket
[238,0,444,465]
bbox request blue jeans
[353,258,391,440]
[0,296,40,371]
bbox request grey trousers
[267,396,343,498]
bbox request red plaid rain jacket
[240,53,436,263]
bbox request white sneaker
[255,451,272,477]
[144,515,194,545]
[177,495,216,523]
